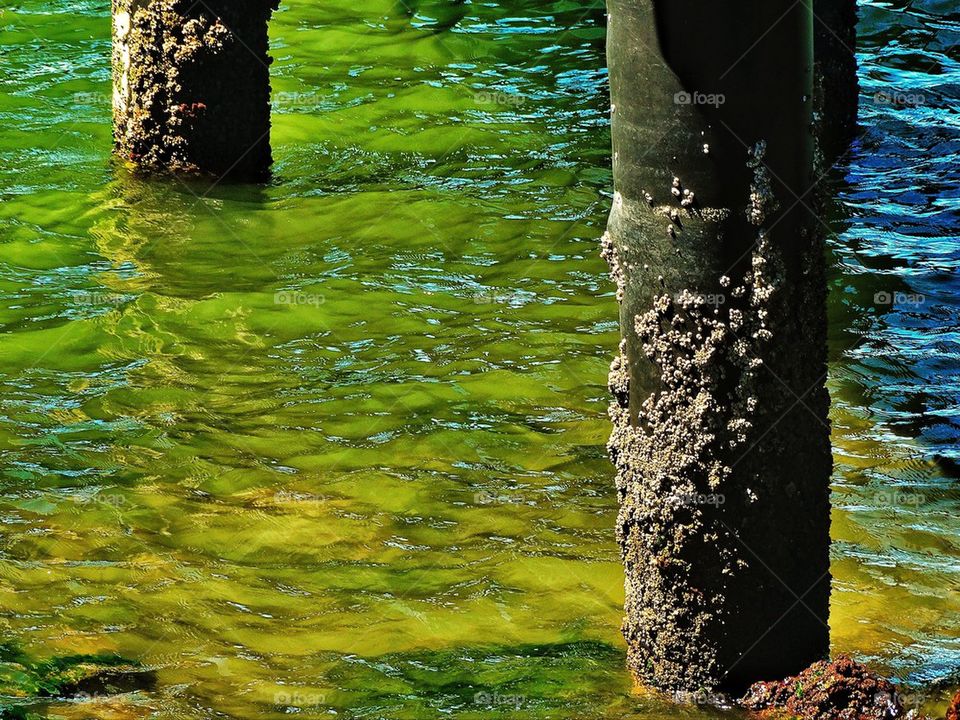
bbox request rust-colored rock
[740,656,902,720]
[945,689,960,720]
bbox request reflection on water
[828,0,960,697]
[0,0,957,717]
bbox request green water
[1,0,958,718]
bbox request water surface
[0,0,957,717]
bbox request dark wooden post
[112,0,279,181]
[814,0,859,162]
[603,0,832,693]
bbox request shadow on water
[0,642,156,717]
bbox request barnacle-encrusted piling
[604,0,831,693]
[112,0,279,181]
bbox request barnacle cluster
[601,147,797,690]
[606,231,783,689]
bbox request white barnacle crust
[605,227,785,690]
[746,141,779,226]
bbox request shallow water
[0,0,957,718]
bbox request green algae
[0,642,153,715]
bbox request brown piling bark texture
[603,0,832,693]
[112,0,279,181]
